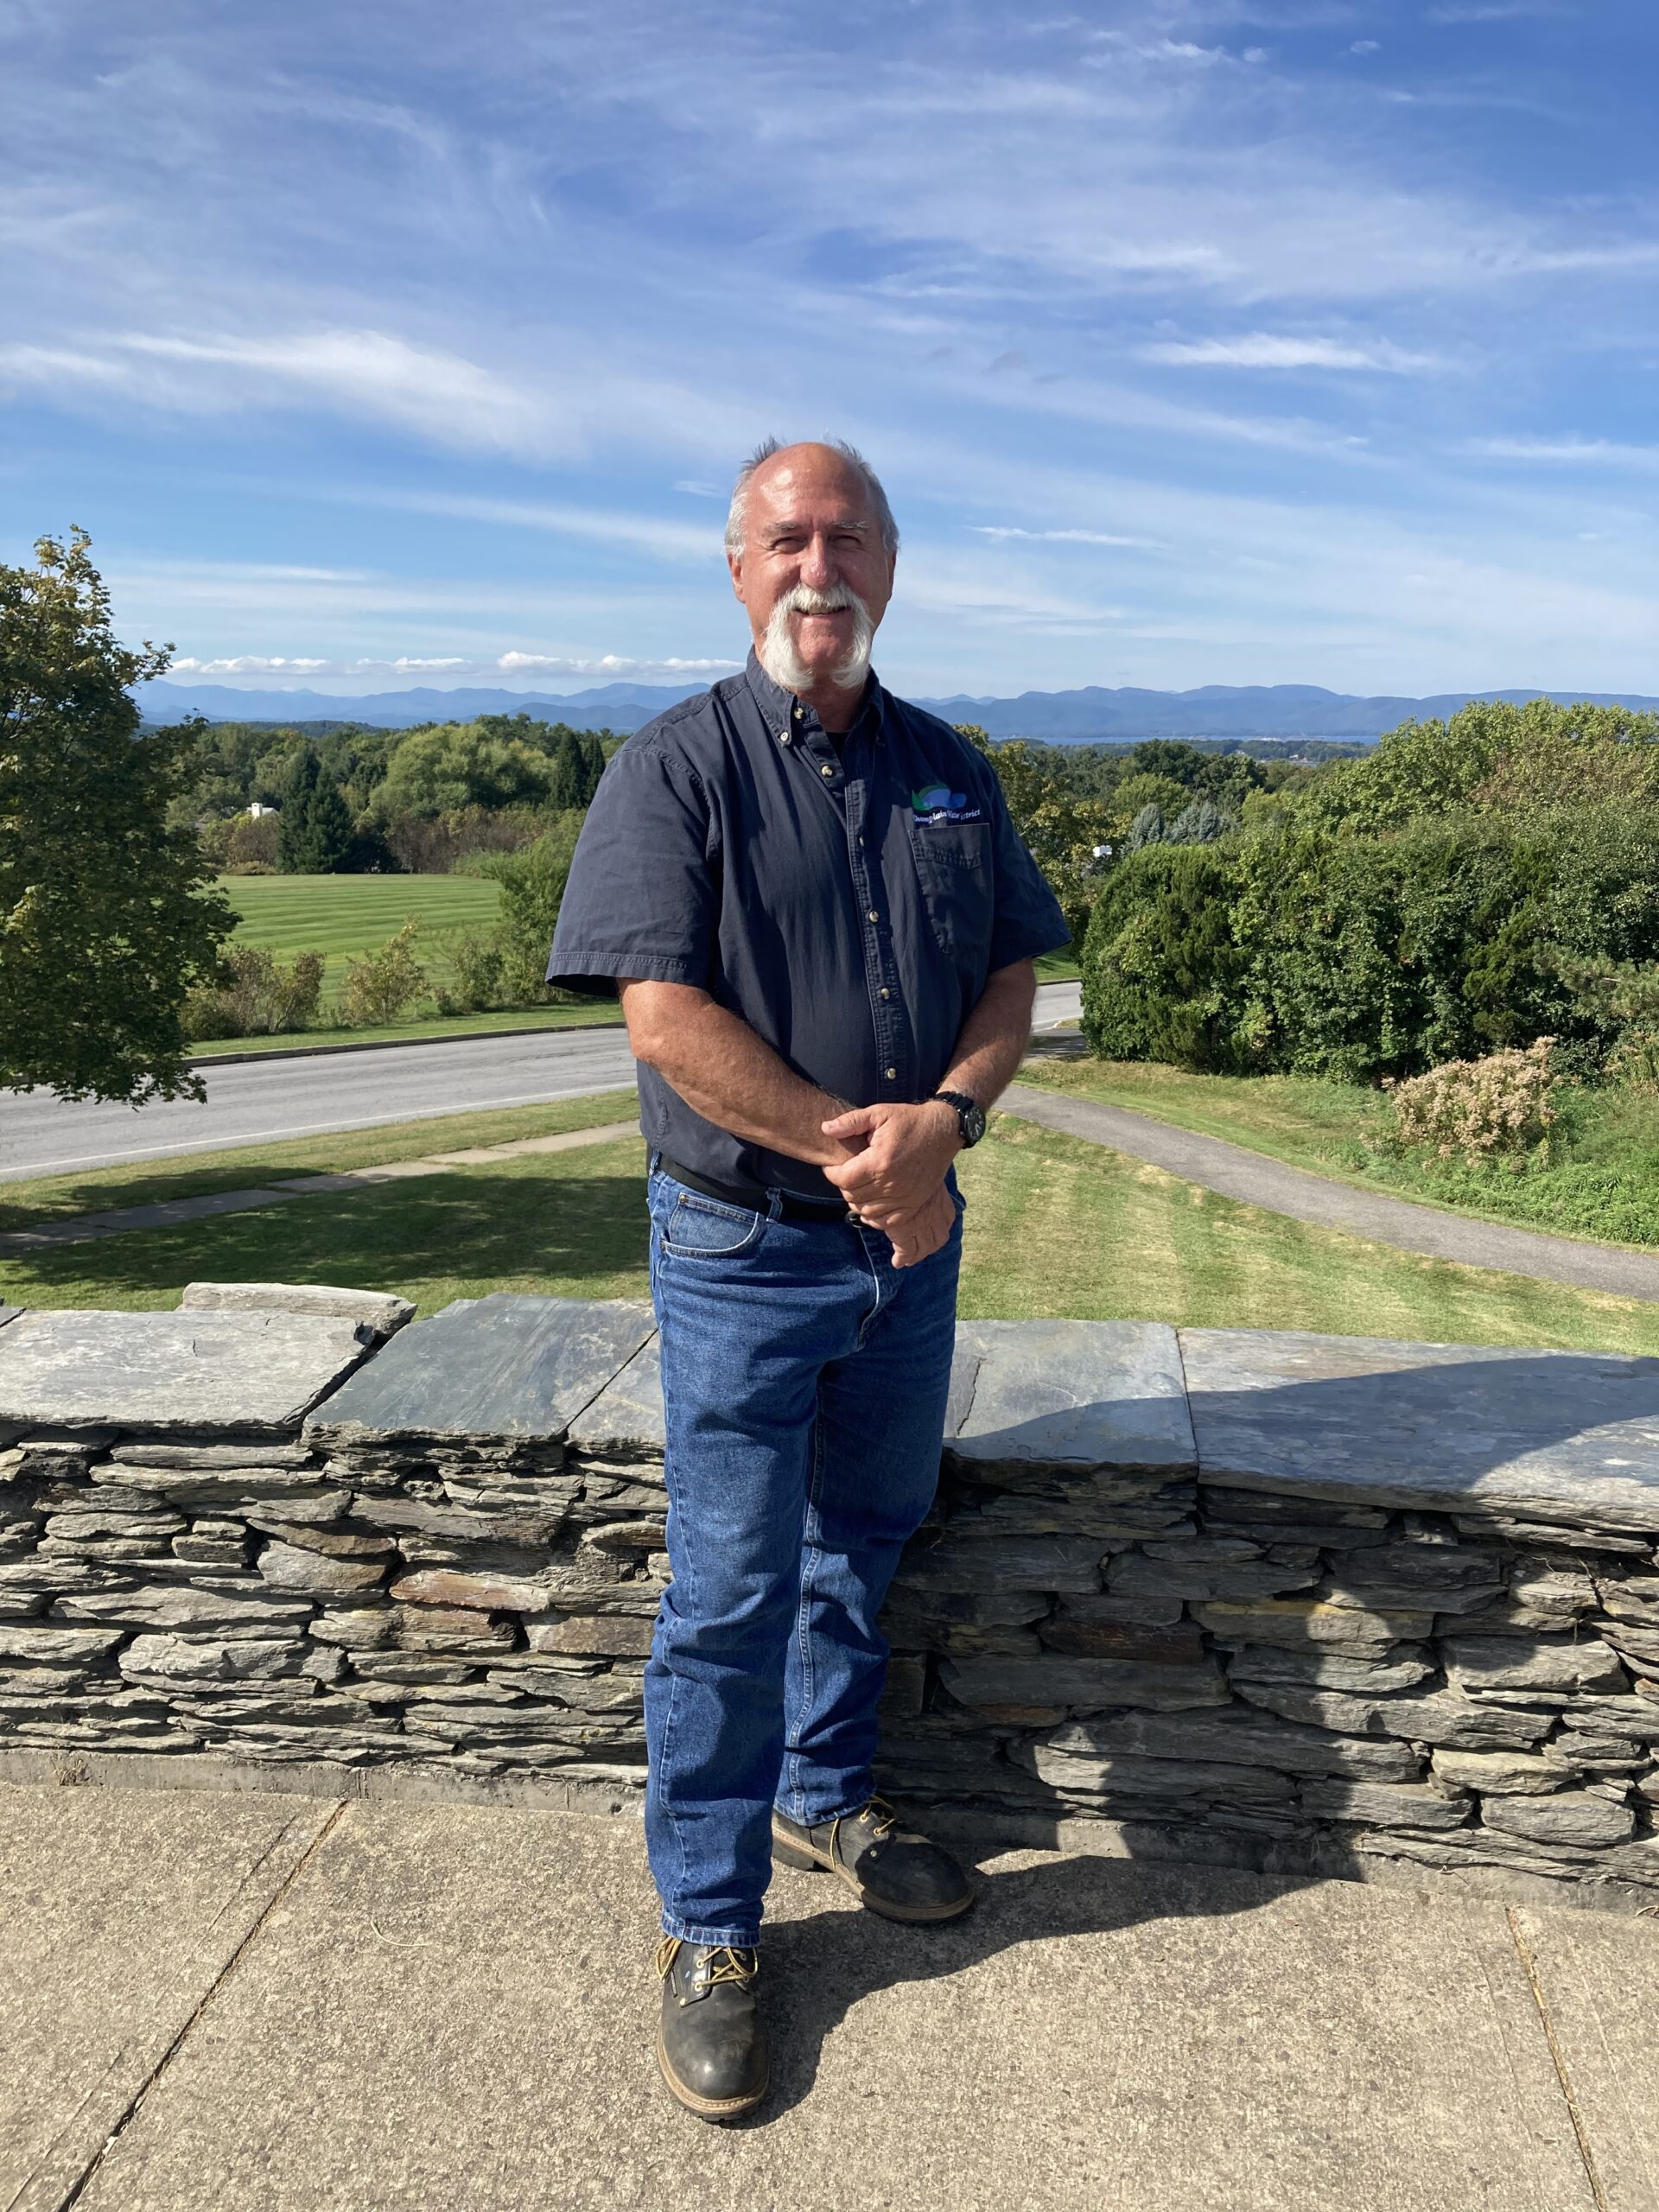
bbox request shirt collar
[744,647,886,745]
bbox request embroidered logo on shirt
[911,783,986,825]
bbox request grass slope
[1020,1058,1659,1253]
[217,872,503,1001]
[6,1104,1657,1353]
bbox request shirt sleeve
[545,738,720,994]
[982,769,1072,969]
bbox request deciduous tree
[0,531,233,1100]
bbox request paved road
[0,984,1083,1183]
[1001,1078,1659,1302]
[3,1776,1649,2209]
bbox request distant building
[247,802,276,817]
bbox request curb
[190,1016,626,1069]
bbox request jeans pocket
[658,1190,769,1261]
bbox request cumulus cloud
[169,654,332,674]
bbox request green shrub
[1082,843,1249,1071]
[433,928,509,1016]
[491,826,581,1001]
[1083,805,1659,1079]
[338,920,427,1027]
[181,946,325,1040]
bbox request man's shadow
[752,1847,1313,2120]
[744,1344,1659,2120]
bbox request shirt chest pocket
[906,818,994,960]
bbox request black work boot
[772,1795,975,1923]
[654,1936,769,2120]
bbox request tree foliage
[1081,699,1659,1081]
[955,725,1112,942]
[0,531,233,1100]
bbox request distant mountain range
[134,677,1659,743]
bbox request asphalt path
[0,982,1084,1183]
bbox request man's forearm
[938,958,1039,1110]
[619,981,856,1167]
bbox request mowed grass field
[215,872,503,1002]
[6,1095,1658,1354]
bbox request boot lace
[655,1936,756,1985]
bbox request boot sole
[655,2020,769,2121]
[772,1827,976,1922]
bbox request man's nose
[798,533,835,588]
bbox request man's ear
[727,553,746,602]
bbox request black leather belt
[657,1153,852,1224]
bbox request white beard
[759,583,874,695]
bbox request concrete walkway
[1001,1080,1659,1303]
[3,1778,1655,2211]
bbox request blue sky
[2,0,1656,698]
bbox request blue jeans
[644,1161,963,1948]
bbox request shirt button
[880,987,891,1000]
[867,909,879,923]
[778,729,791,745]
[885,1067,897,1081]
[820,764,834,778]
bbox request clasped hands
[818,1099,963,1268]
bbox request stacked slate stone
[877,1323,1659,1904]
[5,1289,1658,1907]
[284,1294,664,1786]
[0,1300,386,1764]
[0,1292,670,1790]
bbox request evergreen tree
[546,729,586,811]
[1166,798,1226,846]
[276,748,321,873]
[577,732,606,804]
[0,530,234,1101]
[303,766,354,872]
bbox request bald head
[724,439,899,562]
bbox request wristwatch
[931,1090,987,1149]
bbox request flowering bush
[1383,1039,1559,1164]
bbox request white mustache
[760,582,874,693]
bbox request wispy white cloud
[967,525,1166,549]
[1471,435,1659,470]
[1141,334,1441,371]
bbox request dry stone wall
[3,1293,1657,1909]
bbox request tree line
[1077,698,1659,1083]
[184,713,614,875]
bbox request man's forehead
[749,451,873,527]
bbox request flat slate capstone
[0,1308,371,1435]
[1180,1329,1659,1530]
[304,1294,656,1446]
[565,1338,665,1459]
[946,1319,1194,1476]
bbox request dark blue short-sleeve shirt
[548,652,1069,1199]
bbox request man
[548,439,1068,2120]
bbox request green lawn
[0,1092,641,1234]
[7,1100,1658,1353]
[219,870,503,952]
[1020,1056,1659,1253]
[216,872,503,1003]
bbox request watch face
[963,1103,987,1146]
